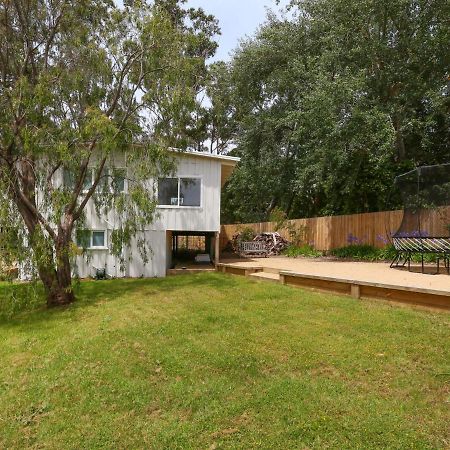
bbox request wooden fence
[220,207,450,252]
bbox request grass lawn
[0,273,449,449]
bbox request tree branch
[73,156,108,221]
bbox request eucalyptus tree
[148,0,220,151]
[222,0,449,223]
[0,0,218,306]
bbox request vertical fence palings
[220,207,450,252]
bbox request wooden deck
[216,257,450,311]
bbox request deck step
[261,267,280,275]
[249,271,280,283]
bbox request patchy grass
[0,273,449,449]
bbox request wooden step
[261,267,280,275]
[249,271,280,283]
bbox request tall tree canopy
[221,0,450,223]
[0,0,218,305]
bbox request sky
[187,0,285,61]
[115,1,288,62]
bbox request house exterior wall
[73,154,225,279]
[74,230,167,279]
[152,156,222,232]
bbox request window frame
[157,176,202,209]
[64,168,128,194]
[76,230,108,250]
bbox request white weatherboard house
[74,151,239,279]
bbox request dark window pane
[83,170,93,191]
[64,168,92,191]
[76,230,90,248]
[180,178,201,207]
[158,178,179,206]
[92,231,105,248]
[96,167,109,193]
[112,169,126,193]
[63,169,75,190]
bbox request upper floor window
[158,177,201,207]
[63,168,126,193]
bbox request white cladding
[74,152,235,279]
[152,155,222,232]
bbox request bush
[283,244,322,258]
[329,244,437,263]
[377,244,397,261]
[0,282,44,320]
[238,226,256,242]
[330,244,382,261]
[269,207,309,246]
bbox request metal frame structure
[390,236,450,274]
[389,164,450,275]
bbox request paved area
[221,257,450,292]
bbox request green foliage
[283,244,323,258]
[236,226,255,242]
[328,244,438,263]
[330,244,439,263]
[269,207,288,232]
[269,207,309,246]
[330,245,387,261]
[0,282,43,320]
[221,0,450,223]
[376,245,399,262]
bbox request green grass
[0,274,449,449]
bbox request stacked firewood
[253,232,289,255]
[230,231,289,256]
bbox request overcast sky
[186,0,285,61]
[115,1,287,62]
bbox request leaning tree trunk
[34,236,75,307]
[12,167,76,307]
[51,238,75,307]
[38,263,74,307]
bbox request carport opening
[170,231,216,269]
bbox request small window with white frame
[158,177,201,207]
[76,230,107,249]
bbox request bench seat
[238,241,268,258]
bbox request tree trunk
[35,235,75,307]
[38,263,75,307]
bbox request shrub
[0,282,43,320]
[269,207,309,246]
[377,244,397,261]
[238,226,256,242]
[329,244,437,263]
[283,244,322,258]
[330,244,380,260]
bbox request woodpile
[230,231,289,256]
[253,232,289,255]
